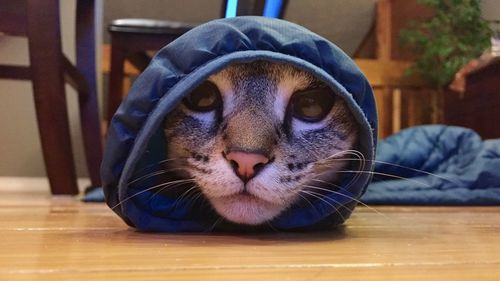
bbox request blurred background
[0,0,498,187]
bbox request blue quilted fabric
[362,125,500,205]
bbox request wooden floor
[1,179,499,280]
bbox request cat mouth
[209,191,285,225]
[223,190,276,205]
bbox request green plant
[400,0,492,88]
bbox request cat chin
[209,193,285,225]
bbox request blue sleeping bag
[362,125,500,205]
[101,17,378,232]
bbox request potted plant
[400,0,493,89]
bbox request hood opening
[115,54,373,232]
[102,17,377,232]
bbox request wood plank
[1,180,499,280]
[391,88,401,133]
[373,88,394,139]
[0,65,31,80]
[354,59,423,88]
[101,44,140,76]
[3,264,499,281]
[2,225,500,271]
[376,0,392,60]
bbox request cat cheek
[248,170,294,203]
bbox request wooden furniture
[0,0,102,194]
[354,59,429,139]
[2,181,500,279]
[106,0,289,123]
[444,57,500,139]
[357,0,433,139]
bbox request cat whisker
[206,216,224,232]
[332,170,433,188]
[294,192,326,222]
[333,150,366,190]
[128,167,186,185]
[172,185,200,208]
[148,182,194,204]
[321,157,460,185]
[317,149,366,191]
[111,178,195,210]
[299,190,346,221]
[265,221,280,233]
[130,157,185,176]
[325,149,365,161]
[296,193,316,210]
[172,187,206,211]
[318,156,433,188]
[304,183,387,218]
[188,192,205,208]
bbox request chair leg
[26,0,78,195]
[127,51,151,72]
[107,38,127,123]
[76,0,103,188]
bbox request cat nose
[224,151,270,183]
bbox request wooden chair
[354,0,433,139]
[106,0,289,123]
[0,0,102,194]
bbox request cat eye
[183,81,222,112]
[290,88,335,122]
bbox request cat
[162,60,360,226]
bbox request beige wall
[483,0,500,21]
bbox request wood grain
[0,180,499,280]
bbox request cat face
[164,61,359,225]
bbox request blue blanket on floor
[361,125,500,205]
[85,125,500,205]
